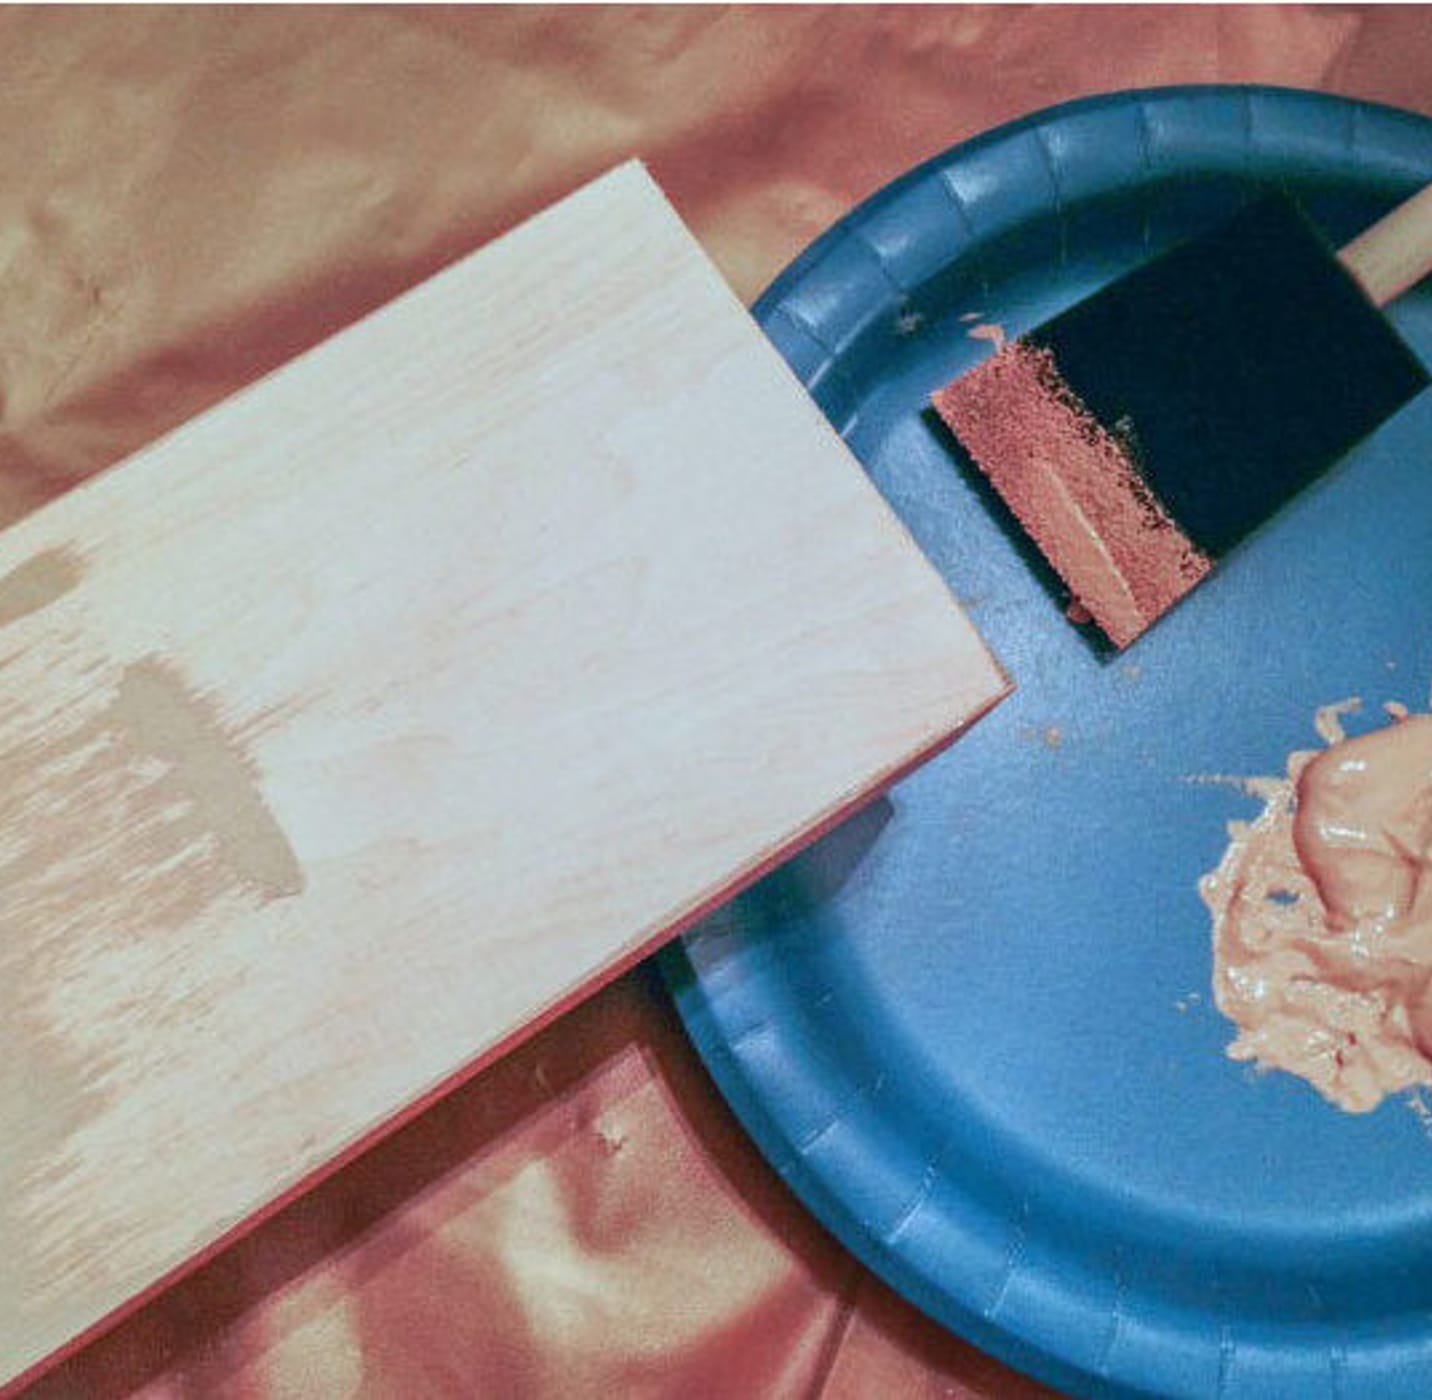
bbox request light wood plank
[0,161,1008,1388]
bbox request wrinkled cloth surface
[10,6,1432,1397]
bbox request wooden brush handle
[1339,182,1432,307]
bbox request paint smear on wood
[0,638,302,1332]
[0,549,82,630]
[112,660,303,900]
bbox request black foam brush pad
[1033,194,1430,559]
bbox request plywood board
[0,161,1008,1389]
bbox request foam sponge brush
[934,186,1432,649]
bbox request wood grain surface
[0,161,1007,1389]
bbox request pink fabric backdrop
[9,7,1431,1396]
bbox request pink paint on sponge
[933,341,1210,648]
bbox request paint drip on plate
[1201,699,1432,1112]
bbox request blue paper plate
[662,87,1432,1399]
